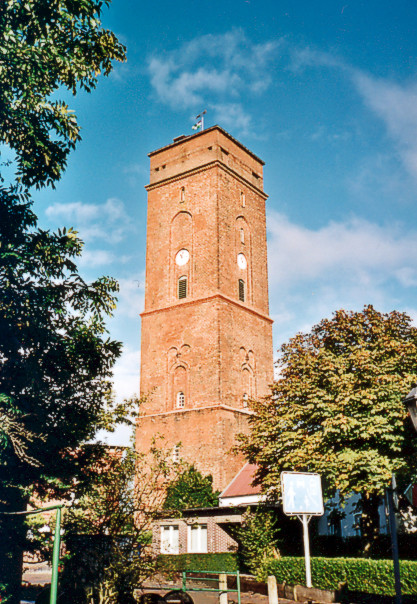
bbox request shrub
[261,557,417,596]
[228,507,280,574]
[156,553,239,574]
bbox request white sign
[281,471,324,516]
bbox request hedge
[156,553,239,573]
[261,557,417,596]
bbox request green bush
[157,553,239,573]
[261,557,417,596]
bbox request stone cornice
[145,159,268,200]
[137,403,253,420]
[140,292,273,324]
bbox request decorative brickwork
[136,126,274,491]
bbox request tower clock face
[175,249,190,266]
[237,253,247,269]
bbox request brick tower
[136,126,273,490]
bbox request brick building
[153,464,264,556]
[136,126,274,491]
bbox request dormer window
[178,276,187,299]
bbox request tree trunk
[361,492,381,557]
[0,485,27,604]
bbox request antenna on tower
[192,110,207,132]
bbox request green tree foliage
[0,179,122,601]
[239,306,417,552]
[230,507,280,574]
[61,443,181,604]
[0,0,126,189]
[163,464,220,511]
[0,1,125,600]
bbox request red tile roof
[220,463,262,498]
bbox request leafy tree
[0,1,125,600]
[163,464,220,511]
[239,306,417,554]
[0,0,125,189]
[229,507,280,575]
[61,442,181,604]
[0,180,122,601]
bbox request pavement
[137,588,298,604]
[21,566,299,604]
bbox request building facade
[136,126,274,490]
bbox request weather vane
[192,110,207,132]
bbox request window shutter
[238,279,245,302]
[178,276,187,299]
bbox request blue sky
[34,1,417,443]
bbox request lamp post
[387,386,417,604]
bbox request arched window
[242,392,249,408]
[238,279,245,302]
[178,275,187,299]
[180,186,185,202]
[176,391,185,408]
[240,191,246,207]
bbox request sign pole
[281,472,324,591]
[50,505,62,604]
[301,515,312,588]
[386,475,402,604]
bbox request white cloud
[288,45,417,184]
[114,276,145,320]
[112,345,140,403]
[46,197,133,244]
[95,346,140,446]
[267,211,417,290]
[267,212,417,351]
[210,103,252,136]
[148,29,281,133]
[78,249,116,268]
[289,46,344,72]
[351,73,417,183]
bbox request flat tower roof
[148,125,265,166]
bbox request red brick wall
[153,514,238,556]
[136,406,250,491]
[137,127,273,491]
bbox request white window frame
[160,524,179,554]
[176,391,185,408]
[187,523,208,553]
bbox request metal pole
[301,515,312,588]
[387,477,402,604]
[50,506,62,604]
